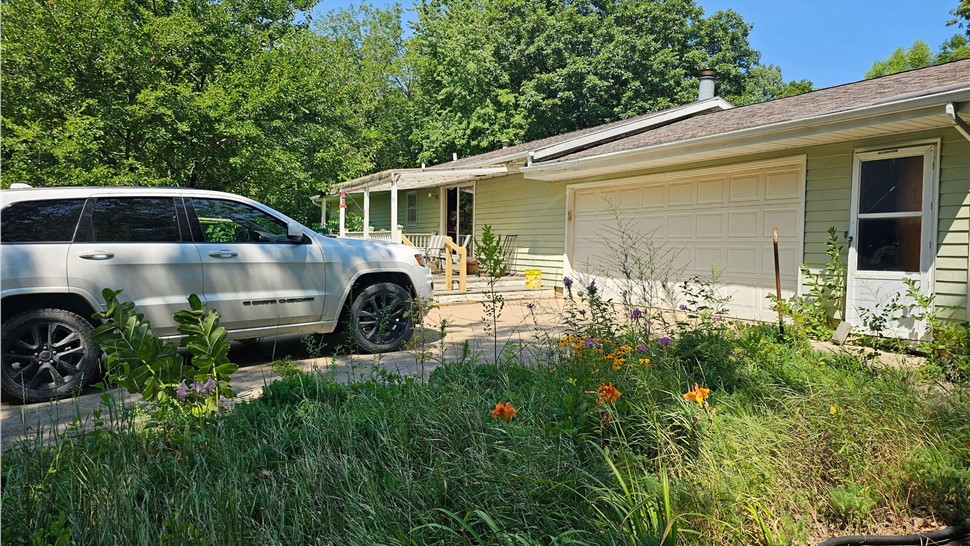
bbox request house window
[855,155,924,272]
[406,191,417,223]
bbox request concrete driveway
[1,297,564,450]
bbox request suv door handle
[79,252,114,260]
[208,250,238,258]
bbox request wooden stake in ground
[773,227,785,337]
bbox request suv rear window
[0,199,86,243]
[80,197,181,242]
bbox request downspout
[947,103,970,321]
[390,173,401,243]
[363,187,371,239]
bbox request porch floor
[432,273,556,304]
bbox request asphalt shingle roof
[441,59,970,168]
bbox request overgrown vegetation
[4,287,968,545]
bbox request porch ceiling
[331,165,509,195]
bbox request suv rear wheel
[349,283,414,353]
[1,308,100,402]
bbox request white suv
[1,186,433,402]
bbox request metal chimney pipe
[698,69,716,100]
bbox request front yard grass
[2,322,968,545]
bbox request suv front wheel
[1,308,100,402]
[349,283,415,353]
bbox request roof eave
[521,87,970,181]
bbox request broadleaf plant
[92,289,237,414]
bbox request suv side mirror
[287,222,305,243]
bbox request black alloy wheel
[0,308,100,402]
[349,282,415,353]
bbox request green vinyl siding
[800,128,970,320]
[473,173,569,279]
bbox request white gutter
[522,87,970,181]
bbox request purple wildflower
[175,380,189,401]
[587,281,598,295]
[578,309,586,317]
[193,377,217,396]
[527,302,535,310]
[714,315,722,322]
[563,276,573,288]
[630,308,643,320]
[678,304,688,311]
[658,336,672,347]
[636,344,649,353]
[583,337,600,348]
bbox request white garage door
[569,160,804,322]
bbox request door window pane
[89,198,180,242]
[192,199,288,243]
[856,217,921,272]
[1,199,86,242]
[859,156,923,214]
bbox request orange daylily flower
[683,383,711,405]
[490,401,517,422]
[598,383,621,404]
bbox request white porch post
[390,174,400,243]
[338,191,347,237]
[363,187,371,239]
[320,198,326,230]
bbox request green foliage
[770,227,846,339]
[0,0,406,223]
[407,0,789,163]
[726,64,813,106]
[866,40,935,78]
[825,484,877,521]
[92,288,236,415]
[4,314,970,544]
[475,224,509,363]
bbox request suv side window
[79,197,181,242]
[0,199,86,243]
[190,198,293,243]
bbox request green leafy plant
[92,289,237,416]
[770,227,846,339]
[475,224,509,363]
[825,484,877,522]
[678,263,732,334]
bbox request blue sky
[698,0,962,88]
[313,0,964,89]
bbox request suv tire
[1,308,100,402]
[349,283,414,353]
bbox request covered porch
[316,165,510,295]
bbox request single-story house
[321,60,970,337]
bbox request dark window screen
[90,198,180,242]
[1,199,86,243]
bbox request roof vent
[501,139,510,149]
[698,69,716,101]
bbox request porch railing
[400,233,467,294]
[341,230,395,242]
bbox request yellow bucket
[524,269,542,289]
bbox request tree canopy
[865,1,970,79]
[2,0,810,221]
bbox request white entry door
[846,144,937,339]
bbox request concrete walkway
[1,297,565,450]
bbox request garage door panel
[728,210,761,238]
[668,182,694,206]
[762,246,798,276]
[569,161,804,323]
[642,185,666,208]
[695,247,725,271]
[696,212,726,238]
[764,208,801,237]
[618,188,640,209]
[766,170,801,200]
[729,174,761,202]
[727,246,760,274]
[667,213,694,239]
[697,178,726,204]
